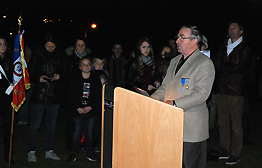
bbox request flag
[11,31,30,112]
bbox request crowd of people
[0,21,254,167]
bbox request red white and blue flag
[11,31,30,111]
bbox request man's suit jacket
[151,49,215,142]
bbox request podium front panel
[112,87,184,168]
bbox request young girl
[126,37,160,95]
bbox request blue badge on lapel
[181,78,190,91]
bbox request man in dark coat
[214,21,252,165]
[107,43,127,87]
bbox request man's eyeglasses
[175,35,194,41]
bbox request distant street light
[91,23,97,29]
[3,15,7,18]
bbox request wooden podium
[102,87,184,168]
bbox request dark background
[1,0,262,58]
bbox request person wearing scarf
[125,37,160,95]
[214,22,252,165]
[65,37,91,77]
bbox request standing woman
[0,36,15,164]
[27,33,67,162]
[64,37,91,150]
[65,37,91,76]
[126,37,159,94]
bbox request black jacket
[67,71,102,118]
[30,49,67,104]
[0,52,13,106]
[214,39,252,96]
[107,55,127,87]
[125,57,160,94]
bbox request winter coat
[125,57,160,94]
[30,49,67,104]
[214,40,252,96]
[66,71,102,118]
[0,52,13,106]
[107,55,127,87]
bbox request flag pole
[8,13,23,166]
[8,108,15,166]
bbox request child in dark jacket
[67,57,102,162]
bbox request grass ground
[0,90,262,167]
[0,109,101,168]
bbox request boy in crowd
[92,57,109,76]
[92,56,114,85]
[107,43,127,87]
[89,70,108,152]
[67,57,102,162]
[93,70,108,85]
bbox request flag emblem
[11,31,30,112]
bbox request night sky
[1,0,262,57]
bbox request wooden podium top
[112,87,184,168]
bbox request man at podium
[151,26,215,168]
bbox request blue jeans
[71,115,99,154]
[28,103,60,152]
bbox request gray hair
[181,26,202,47]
